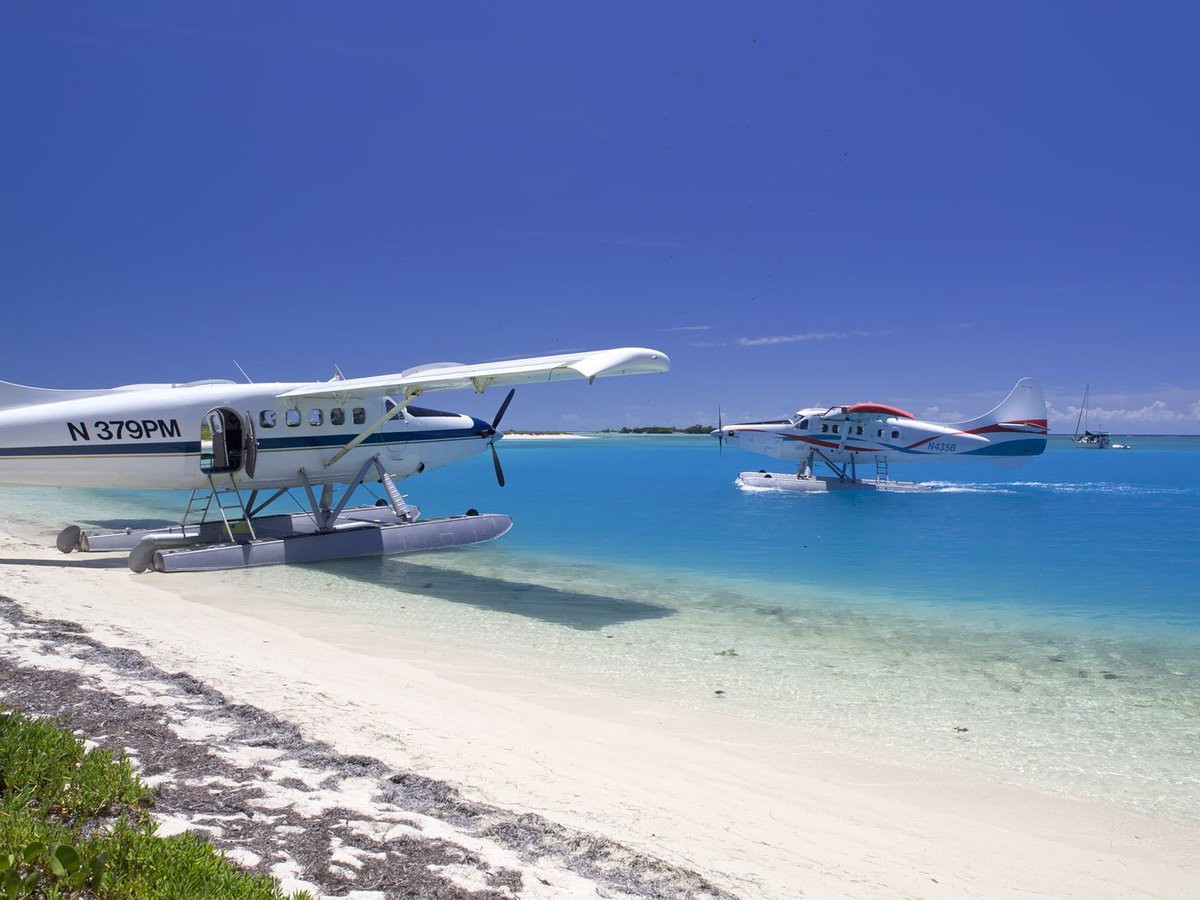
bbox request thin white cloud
[688,340,728,348]
[737,331,847,347]
[661,324,713,332]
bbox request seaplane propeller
[716,406,725,453]
[480,388,516,487]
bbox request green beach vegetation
[0,706,308,900]
[598,424,714,434]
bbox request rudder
[952,378,1047,432]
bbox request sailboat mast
[1074,384,1089,439]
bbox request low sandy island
[1,522,1197,899]
[500,432,593,440]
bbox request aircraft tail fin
[0,380,108,411]
[952,378,1048,433]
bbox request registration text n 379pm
[0,348,669,570]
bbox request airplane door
[242,411,257,480]
[200,407,249,475]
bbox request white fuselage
[722,408,997,463]
[0,380,491,490]
[719,379,1050,469]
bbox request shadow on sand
[0,555,132,570]
[83,518,179,531]
[1,534,676,630]
[319,556,675,631]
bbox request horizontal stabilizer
[997,421,1046,432]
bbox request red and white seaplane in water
[714,378,1047,492]
[0,347,669,571]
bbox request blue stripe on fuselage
[0,441,198,457]
[0,428,483,458]
[961,438,1048,457]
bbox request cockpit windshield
[384,398,458,420]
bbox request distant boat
[1072,385,1128,449]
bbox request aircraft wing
[276,347,670,401]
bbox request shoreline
[1,523,1198,898]
[0,598,723,899]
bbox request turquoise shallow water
[3,434,1199,823]
[444,434,1200,629]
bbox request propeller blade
[492,388,516,431]
[481,389,513,486]
[717,406,725,453]
[490,443,506,487]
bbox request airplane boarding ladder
[184,476,257,542]
[874,456,890,484]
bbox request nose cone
[711,426,740,450]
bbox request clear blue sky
[2,3,1197,432]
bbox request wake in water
[923,480,1197,495]
[734,477,1197,496]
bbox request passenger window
[821,424,829,433]
[259,410,277,428]
[309,408,323,426]
[353,407,366,425]
[285,409,301,427]
[799,418,808,430]
[331,408,345,426]
[856,426,863,435]
[891,429,900,439]
[877,428,883,437]
[832,424,839,434]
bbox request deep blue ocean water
[5,433,1199,823]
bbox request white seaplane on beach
[714,378,1047,492]
[0,347,669,572]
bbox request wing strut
[322,390,420,469]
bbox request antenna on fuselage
[233,360,254,383]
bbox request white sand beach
[2,520,1198,899]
